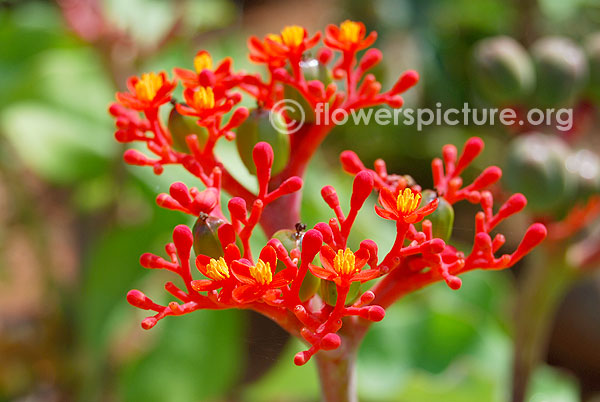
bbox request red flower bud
[127,289,154,310]
[391,70,419,95]
[142,317,158,330]
[350,171,374,210]
[456,137,484,174]
[253,141,274,170]
[156,194,183,211]
[301,229,323,260]
[278,176,303,194]
[173,225,194,257]
[294,350,310,366]
[498,193,527,219]
[340,150,366,174]
[140,253,168,269]
[123,149,152,166]
[320,333,342,350]
[359,48,382,71]
[314,222,334,244]
[511,223,547,262]
[317,47,333,64]
[366,305,385,321]
[470,166,502,190]
[169,182,191,207]
[445,276,462,290]
[228,197,247,221]
[226,107,250,130]
[321,185,340,210]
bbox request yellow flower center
[193,52,213,73]
[333,248,357,275]
[396,188,421,215]
[134,72,163,101]
[339,20,361,43]
[249,259,272,285]
[193,86,215,110]
[280,25,304,48]
[206,257,230,281]
[267,33,282,44]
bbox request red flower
[375,187,439,224]
[230,245,296,303]
[174,50,237,91]
[191,244,240,292]
[310,246,379,287]
[175,86,231,119]
[248,25,320,66]
[116,71,176,111]
[324,20,377,52]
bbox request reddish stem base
[315,333,359,402]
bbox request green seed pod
[192,213,225,258]
[320,280,361,307]
[235,108,290,175]
[272,229,301,255]
[530,37,588,107]
[471,36,535,105]
[419,190,454,241]
[271,225,319,301]
[584,33,600,101]
[566,149,600,202]
[284,57,332,123]
[504,132,575,215]
[167,106,209,153]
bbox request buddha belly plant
[110,21,546,402]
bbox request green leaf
[118,310,244,402]
[1,102,116,184]
[242,339,320,402]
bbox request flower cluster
[110,21,546,366]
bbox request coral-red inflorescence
[111,21,546,366]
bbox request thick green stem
[511,249,577,402]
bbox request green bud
[192,213,225,258]
[584,32,600,101]
[284,57,332,123]
[504,132,575,215]
[271,225,319,301]
[419,190,454,241]
[167,106,208,153]
[471,36,535,105]
[235,108,290,175]
[320,280,361,307]
[566,149,600,202]
[531,37,588,107]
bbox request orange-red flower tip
[194,51,213,73]
[376,187,438,224]
[325,20,376,52]
[312,245,378,284]
[117,71,175,111]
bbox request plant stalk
[511,249,577,402]
[315,333,359,402]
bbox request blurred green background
[1,0,600,401]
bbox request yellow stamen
[249,259,272,285]
[339,20,361,43]
[193,86,215,110]
[194,52,213,73]
[280,25,305,48]
[396,188,421,215]
[266,33,282,44]
[333,248,357,276]
[134,72,163,101]
[205,257,230,281]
